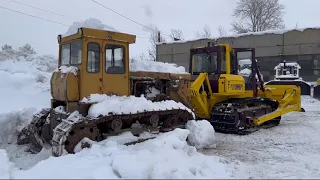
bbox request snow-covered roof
[62,18,119,38]
[157,27,320,45]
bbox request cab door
[80,39,104,99]
[102,41,130,96]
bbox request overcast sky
[0,0,319,58]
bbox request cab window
[87,43,100,73]
[192,52,218,74]
[60,40,82,66]
[105,45,125,74]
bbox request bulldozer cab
[53,28,136,105]
[189,43,260,93]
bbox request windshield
[192,52,218,74]
[60,39,82,66]
[278,66,297,76]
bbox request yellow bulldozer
[17,27,303,157]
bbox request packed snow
[130,58,188,74]
[81,94,194,118]
[2,128,234,179]
[186,120,216,150]
[63,18,118,37]
[1,42,320,179]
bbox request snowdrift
[0,43,231,179]
[0,48,54,145]
[8,128,230,179]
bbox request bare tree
[217,26,227,36]
[170,29,184,41]
[148,25,166,61]
[231,0,285,34]
[195,25,212,38]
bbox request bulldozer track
[210,97,281,135]
[19,107,194,157]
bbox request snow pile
[186,120,216,150]
[12,128,231,179]
[54,65,78,75]
[0,48,53,114]
[81,94,194,118]
[63,18,118,37]
[0,45,53,168]
[130,58,188,74]
[0,109,40,145]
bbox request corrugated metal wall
[156,28,320,81]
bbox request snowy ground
[1,44,320,178]
[201,96,320,179]
[0,51,234,179]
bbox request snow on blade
[54,65,78,75]
[81,94,194,118]
[186,120,216,150]
[63,18,118,37]
[130,58,188,74]
[13,128,232,179]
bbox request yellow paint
[52,28,135,102]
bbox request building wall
[156,28,320,81]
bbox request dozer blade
[265,80,311,96]
[210,84,303,135]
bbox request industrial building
[156,28,320,81]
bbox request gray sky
[0,0,319,58]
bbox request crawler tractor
[265,60,311,96]
[17,28,303,157]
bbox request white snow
[54,65,78,75]
[10,129,232,179]
[130,58,188,74]
[239,68,251,76]
[186,120,216,150]
[63,18,118,37]
[81,94,194,118]
[0,47,54,170]
[0,149,11,179]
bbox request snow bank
[186,120,216,150]
[63,18,118,37]
[0,47,54,170]
[130,58,188,74]
[13,128,231,179]
[0,53,54,114]
[81,94,194,118]
[0,149,11,179]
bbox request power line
[0,5,149,38]
[7,0,150,38]
[0,5,69,26]
[9,0,76,20]
[91,0,171,38]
